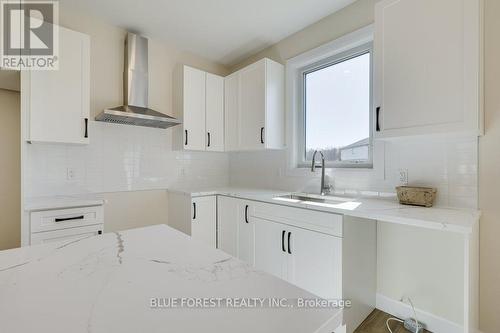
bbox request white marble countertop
[0,225,342,333]
[24,195,106,211]
[168,187,480,234]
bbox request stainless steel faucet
[311,150,332,196]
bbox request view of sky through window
[305,52,370,162]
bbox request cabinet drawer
[30,206,104,233]
[30,224,103,246]
[250,202,343,237]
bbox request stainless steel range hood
[96,33,181,129]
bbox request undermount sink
[275,193,353,205]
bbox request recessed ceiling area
[58,0,356,66]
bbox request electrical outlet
[399,168,408,185]
[66,167,76,181]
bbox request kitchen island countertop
[0,224,342,333]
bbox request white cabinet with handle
[374,0,483,138]
[29,205,104,245]
[22,25,90,144]
[254,216,342,300]
[217,196,254,264]
[167,192,217,249]
[191,196,217,248]
[225,58,285,151]
[176,66,224,152]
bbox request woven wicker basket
[396,186,437,207]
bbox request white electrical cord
[386,317,404,333]
[385,296,420,333]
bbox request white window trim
[286,25,375,172]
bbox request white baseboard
[376,293,463,333]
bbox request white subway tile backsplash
[25,121,229,197]
[229,135,478,209]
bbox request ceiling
[59,0,356,66]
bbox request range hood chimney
[95,33,181,129]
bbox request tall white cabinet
[177,66,225,152]
[22,26,90,144]
[374,0,483,138]
[225,58,285,151]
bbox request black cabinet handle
[282,230,286,252]
[192,202,196,220]
[244,205,249,223]
[55,215,84,222]
[207,132,211,147]
[260,127,265,144]
[185,130,188,146]
[376,107,381,132]
[98,230,102,235]
[287,232,292,254]
[84,118,88,138]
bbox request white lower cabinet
[191,196,217,248]
[29,205,104,245]
[254,217,342,300]
[254,217,287,279]
[286,225,343,300]
[31,224,103,245]
[217,196,254,263]
[219,198,376,333]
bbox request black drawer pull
[260,127,265,144]
[244,205,249,223]
[282,230,286,252]
[193,202,196,220]
[207,132,211,147]
[376,107,381,132]
[287,232,292,254]
[55,215,84,222]
[84,118,89,138]
[98,230,102,235]
[185,130,188,146]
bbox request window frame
[296,42,374,169]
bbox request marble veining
[0,225,341,333]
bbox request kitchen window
[297,43,373,168]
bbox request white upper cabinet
[182,66,207,151]
[205,73,225,151]
[24,26,90,144]
[374,0,483,138]
[225,58,285,151]
[179,66,224,152]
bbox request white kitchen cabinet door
[239,60,266,150]
[183,66,206,151]
[191,196,216,248]
[237,202,254,265]
[286,225,343,300]
[25,26,90,144]
[254,217,287,280]
[374,0,483,138]
[205,73,224,152]
[224,73,240,151]
[217,196,240,256]
[224,58,285,151]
